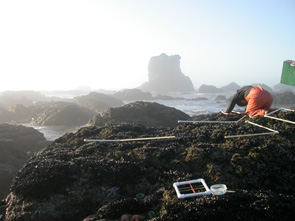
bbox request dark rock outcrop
[9,104,32,122]
[74,92,124,113]
[0,124,50,199]
[88,101,191,128]
[32,102,97,126]
[215,95,227,100]
[198,84,224,93]
[0,101,99,126]
[0,104,38,123]
[138,53,195,94]
[189,97,208,101]
[0,124,49,153]
[153,94,184,100]
[251,83,273,93]
[0,91,46,108]
[112,89,153,101]
[273,91,295,105]
[220,82,240,92]
[273,83,295,92]
[3,110,295,220]
[0,108,13,123]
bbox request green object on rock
[281,60,295,86]
[136,193,145,199]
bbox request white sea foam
[155,92,234,116]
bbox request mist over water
[29,91,235,141]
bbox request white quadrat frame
[264,108,295,125]
[178,115,247,124]
[178,108,294,138]
[224,120,279,138]
[84,109,294,142]
[173,178,211,199]
[84,136,176,142]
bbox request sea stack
[139,53,195,94]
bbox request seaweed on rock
[3,111,295,220]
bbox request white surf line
[224,120,279,138]
[84,136,176,142]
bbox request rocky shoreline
[1,86,295,127]
[0,124,51,200]
[1,109,295,220]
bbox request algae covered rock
[3,110,295,220]
[33,101,96,126]
[0,124,50,200]
[88,101,191,128]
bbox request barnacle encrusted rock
[3,111,295,220]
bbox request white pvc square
[173,178,211,199]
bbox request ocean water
[156,96,228,116]
[32,92,234,141]
[30,125,83,141]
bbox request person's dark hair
[236,89,248,106]
[237,99,247,106]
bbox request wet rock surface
[2,109,295,220]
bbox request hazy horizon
[0,0,294,91]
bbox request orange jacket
[226,84,273,117]
[244,85,273,117]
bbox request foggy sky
[0,0,294,91]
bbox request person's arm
[226,93,239,113]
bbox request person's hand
[221,110,236,116]
[221,110,228,114]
